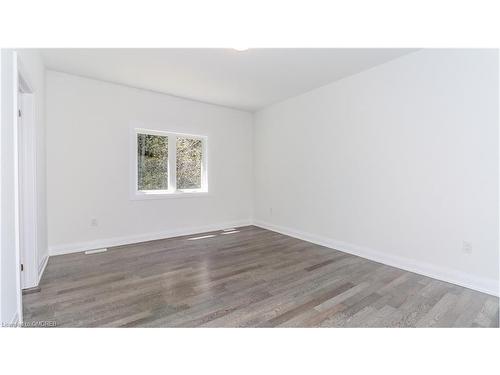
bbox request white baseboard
[253,220,499,297]
[48,220,252,256]
[38,255,49,284]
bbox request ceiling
[40,48,417,112]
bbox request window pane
[137,133,168,190]
[176,137,202,189]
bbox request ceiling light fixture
[233,47,249,52]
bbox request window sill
[131,190,210,200]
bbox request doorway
[17,66,38,291]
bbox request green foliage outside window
[137,134,169,190]
[137,132,203,192]
[177,137,202,189]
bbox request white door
[17,84,38,290]
[17,93,26,288]
[17,92,27,288]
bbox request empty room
[1,47,498,329]
[3,1,500,372]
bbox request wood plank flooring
[23,226,499,327]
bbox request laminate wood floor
[23,226,499,327]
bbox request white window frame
[130,127,208,200]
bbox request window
[132,128,207,198]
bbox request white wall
[254,49,499,295]
[1,49,20,324]
[46,71,253,254]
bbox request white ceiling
[40,48,416,112]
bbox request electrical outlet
[462,241,472,254]
[269,207,273,216]
[90,218,98,227]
